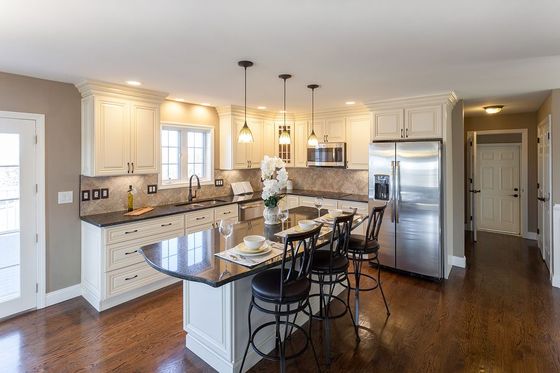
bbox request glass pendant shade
[307,129,319,146]
[238,121,254,143]
[279,128,291,145]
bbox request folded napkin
[275,225,332,239]
[214,240,284,268]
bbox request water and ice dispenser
[374,174,390,201]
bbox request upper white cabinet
[372,109,404,140]
[232,118,263,169]
[324,117,346,142]
[294,121,309,167]
[77,81,167,177]
[404,105,442,139]
[345,116,371,169]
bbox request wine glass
[219,218,234,249]
[314,196,323,218]
[278,205,289,230]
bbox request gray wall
[464,112,538,233]
[0,72,81,292]
[452,100,465,257]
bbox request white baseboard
[450,255,466,268]
[553,274,560,288]
[45,284,81,307]
[524,231,538,240]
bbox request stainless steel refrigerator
[368,140,443,279]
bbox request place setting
[275,218,332,238]
[315,208,363,225]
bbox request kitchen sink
[175,199,228,208]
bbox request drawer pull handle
[161,223,173,227]
[124,250,138,255]
[124,229,138,234]
[196,216,206,220]
[125,275,138,281]
[223,211,231,214]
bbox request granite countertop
[140,206,367,287]
[80,189,368,227]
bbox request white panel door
[95,98,130,175]
[404,105,442,139]
[130,102,159,174]
[477,144,520,235]
[0,115,37,319]
[325,117,346,142]
[346,116,371,169]
[537,117,552,271]
[372,109,404,140]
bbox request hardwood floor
[1,231,559,372]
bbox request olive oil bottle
[127,185,134,212]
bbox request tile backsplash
[80,168,368,216]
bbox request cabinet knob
[131,162,134,173]
[400,129,404,138]
[127,162,130,173]
[405,128,409,138]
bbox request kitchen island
[140,206,366,373]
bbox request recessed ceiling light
[125,80,142,86]
[174,98,185,102]
[483,105,504,114]
[200,102,211,106]
[257,106,267,110]
[345,101,356,105]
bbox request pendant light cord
[283,77,286,130]
[244,66,247,123]
[311,87,314,131]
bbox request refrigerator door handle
[390,161,395,222]
[395,160,400,223]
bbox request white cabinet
[371,105,442,141]
[337,200,369,235]
[233,119,263,169]
[404,105,442,139]
[77,81,167,177]
[286,195,300,209]
[294,121,309,167]
[263,120,276,158]
[345,116,371,169]
[314,118,346,143]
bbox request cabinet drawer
[105,215,185,246]
[299,196,338,210]
[186,209,214,228]
[105,229,184,272]
[105,261,166,298]
[214,204,238,220]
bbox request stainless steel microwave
[307,142,347,167]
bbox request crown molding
[216,105,296,122]
[293,104,370,121]
[364,91,458,111]
[75,80,168,103]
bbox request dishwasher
[239,200,264,221]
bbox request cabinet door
[234,119,249,169]
[94,97,130,175]
[286,195,300,209]
[130,102,159,174]
[262,121,276,158]
[247,119,264,168]
[404,105,442,139]
[294,121,309,167]
[372,109,404,140]
[325,117,346,142]
[312,120,326,143]
[275,123,294,167]
[346,116,371,169]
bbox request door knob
[514,187,519,191]
[469,190,481,193]
[511,194,519,198]
[537,197,546,202]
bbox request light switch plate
[215,179,224,187]
[58,191,73,204]
[147,184,158,194]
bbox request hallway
[0,232,558,372]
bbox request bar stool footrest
[303,293,349,320]
[250,321,310,361]
[344,272,380,292]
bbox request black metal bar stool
[239,224,323,373]
[306,211,359,365]
[347,204,390,327]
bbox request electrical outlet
[147,184,158,194]
[92,189,101,200]
[215,179,224,187]
[101,188,109,199]
[81,190,90,201]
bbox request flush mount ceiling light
[483,105,504,114]
[278,74,292,145]
[307,84,320,146]
[345,101,356,105]
[238,60,254,143]
[257,106,267,110]
[125,80,142,86]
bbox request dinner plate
[234,242,272,256]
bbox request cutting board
[124,207,154,216]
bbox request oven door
[307,142,346,167]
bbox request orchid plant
[260,155,288,208]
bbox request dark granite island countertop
[140,206,366,288]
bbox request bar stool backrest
[365,205,386,242]
[280,223,323,298]
[327,210,356,269]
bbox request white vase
[263,205,280,225]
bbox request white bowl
[328,209,343,217]
[243,235,266,250]
[298,220,316,230]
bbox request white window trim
[159,121,215,190]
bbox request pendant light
[307,84,319,146]
[278,74,292,145]
[238,60,254,143]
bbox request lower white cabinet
[286,195,300,209]
[298,196,338,210]
[337,200,369,235]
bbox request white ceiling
[1,0,560,112]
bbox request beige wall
[0,72,81,292]
[452,100,465,257]
[464,112,538,233]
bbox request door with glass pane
[0,114,37,319]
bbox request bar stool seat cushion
[251,269,310,303]
[311,250,349,273]
[348,235,380,254]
